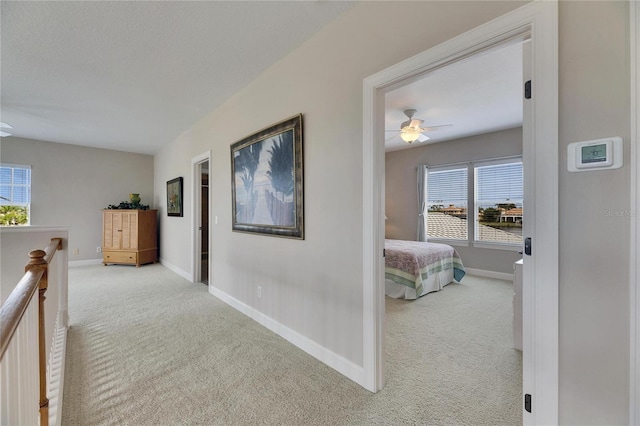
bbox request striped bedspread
[384,239,466,296]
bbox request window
[475,160,523,245]
[0,164,31,225]
[427,166,468,240]
[423,157,523,248]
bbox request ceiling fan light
[400,129,420,143]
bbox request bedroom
[382,40,525,418]
[384,41,524,279]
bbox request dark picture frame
[166,177,183,217]
[231,114,304,239]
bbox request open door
[192,152,211,285]
[521,39,534,423]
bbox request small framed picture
[166,177,183,217]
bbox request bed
[384,239,466,300]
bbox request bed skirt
[385,267,454,300]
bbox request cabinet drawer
[103,251,137,264]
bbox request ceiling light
[400,128,421,143]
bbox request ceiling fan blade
[422,124,453,131]
[385,129,401,132]
[417,134,430,142]
[385,134,399,142]
[409,118,424,128]
[0,122,13,129]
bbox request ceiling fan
[385,109,451,144]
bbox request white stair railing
[1,280,41,425]
[0,238,64,426]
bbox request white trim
[159,257,193,282]
[191,151,211,284]
[428,162,470,173]
[209,285,365,387]
[0,226,70,233]
[68,258,102,267]
[630,1,639,424]
[465,268,514,282]
[47,312,68,426]
[474,156,523,168]
[363,2,558,424]
[472,242,522,252]
[427,238,470,248]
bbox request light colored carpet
[62,264,521,425]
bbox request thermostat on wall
[567,137,623,172]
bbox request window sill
[427,238,469,248]
[472,241,522,251]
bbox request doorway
[200,161,209,284]
[362,3,558,424]
[382,38,526,424]
[192,151,211,285]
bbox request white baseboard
[159,257,193,282]
[47,311,68,426]
[68,258,102,267]
[208,285,366,388]
[465,267,514,282]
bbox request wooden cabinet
[102,210,158,267]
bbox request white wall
[153,1,632,422]
[385,127,523,274]
[1,137,154,263]
[558,1,630,423]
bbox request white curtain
[417,165,428,242]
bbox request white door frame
[191,151,211,284]
[630,1,639,423]
[362,2,558,425]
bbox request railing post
[25,249,49,426]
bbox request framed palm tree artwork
[231,114,304,239]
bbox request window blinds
[475,162,523,207]
[427,167,468,207]
[0,165,31,205]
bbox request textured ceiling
[385,41,524,152]
[1,1,354,154]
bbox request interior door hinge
[524,80,532,99]
[524,393,532,413]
